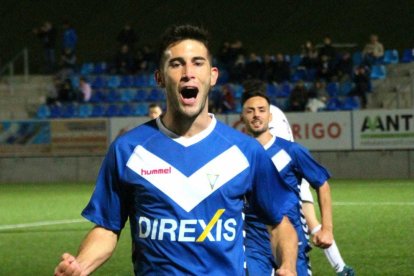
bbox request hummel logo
[141,167,172,175]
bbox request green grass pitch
[0,180,413,275]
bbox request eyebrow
[168,56,207,64]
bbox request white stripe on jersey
[271,149,292,172]
[127,145,249,212]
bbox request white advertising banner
[287,111,352,150]
[226,112,352,151]
[353,109,414,149]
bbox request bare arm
[313,181,333,248]
[54,225,119,276]
[268,216,298,276]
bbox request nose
[181,64,195,81]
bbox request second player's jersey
[82,116,293,276]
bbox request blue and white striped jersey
[82,116,293,276]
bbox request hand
[54,253,87,276]
[275,267,296,276]
[312,228,333,249]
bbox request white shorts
[300,179,314,203]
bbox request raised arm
[268,216,298,276]
[54,225,119,276]
[313,181,333,248]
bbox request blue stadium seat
[120,89,135,102]
[134,102,149,116]
[49,105,63,118]
[119,75,134,88]
[147,88,165,101]
[106,89,120,103]
[91,76,107,89]
[36,104,50,119]
[93,62,108,74]
[341,96,360,110]
[119,103,134,116]
[61,104,77,118]
[383,49,399,64]
[339,80,354,96]
[352,51,363,66]
[107,75,121,89]
[90,104,106,117]
[78,104,93,117]
[326,82,339,97]
[277,82,291,98]
[325,97,342,111]
[134,89,148,102]
[370,65,387,79]
[105,104,120,117]
[266,83,278,99]
[89,90,106,103]
[289,54,302,69]
[401,48,414,63]
[80,63,94,75]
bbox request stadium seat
[49,105,63,118]
[36,104,50,119]
[383,49,399,64]
[107,75,121,89]
[134,102,149,116]
[134,89,148,102]
[106,89,120,103]
[78,104,93,117]
[147,88,165,101]
[339,80,354,96]
[120,89,135,102]
[90,104,106,117]
[105,104,120,117]
[277,82,291,98]
[326,82,339,97]
[93,62,108,74]
[89,89,106,103]
[289,54,302,69]
[119,75,134,88]
[341,96,360,110]
[119,103,134,116]
[325,97,342,111]
[80,63,94,75]
[91,76,107,89]
[401,48,414,63]
[370,65,387,79]
[352,51,363,67]
[61,104,77,118]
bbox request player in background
[54,24,298,276]
[242,80,354,276]
[148,102,163,119]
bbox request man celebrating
[54,24,297,276]
[241,88,336,276]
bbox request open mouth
[180,87,199,99]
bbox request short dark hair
[241,79,270,106]
[156,24,212,69]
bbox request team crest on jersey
[127,145,249,212]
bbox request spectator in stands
[317,54,335,81]
[58,47,77,80]
[262,54,276,83]
[318,35,337,62]
[62,21,78,52]
[245,52,263,80]
[217,41,232,69]
[33,21,57,73]
[229,54,246,83]
[112,44,135,75]
[300,40,319,69]
[220,84,236,113]
[273,53,291,84]
[148,103,162,119]
[117,23,138,51]
[57,78,76,103]
[77,77,92,102]
[140,45,156,72]
[45,77,61,105]
[349,65,370,108]
[288,80,308,111]
[362,34,384,66]
[305,92,327,112]
[335,51,354,82]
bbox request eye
[170,61,181,68]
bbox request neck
[254,131,273,146]
[161,110,212,138]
